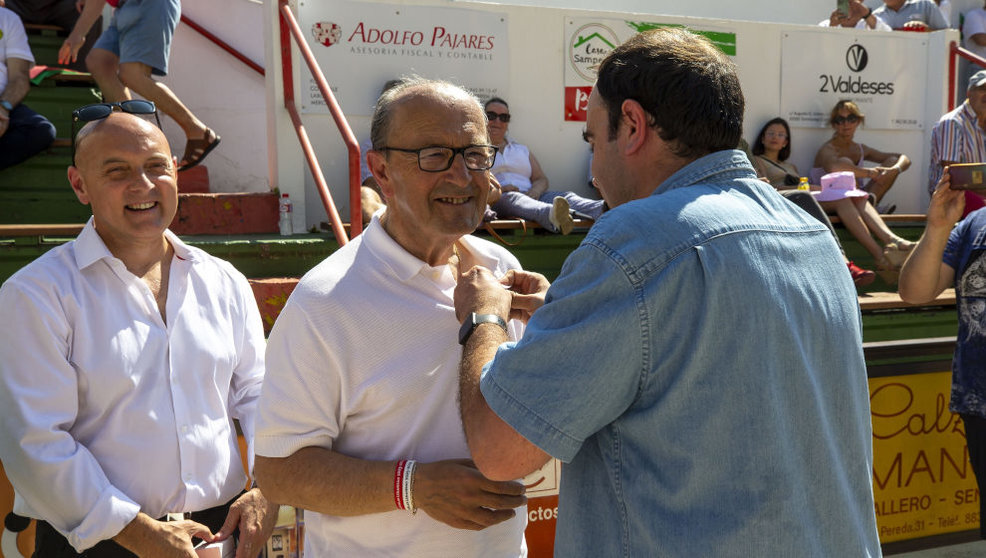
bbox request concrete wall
[263,0,959,231]
[157,0,268,193]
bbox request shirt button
[181,425,189,433]
[184,473,192,481]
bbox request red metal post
[279,0,363,237]
[949,41,957,112]
[180,15,265,76]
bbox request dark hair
[369,77,483,149]
[751,117,792,162]
[595,28,744,159]
[830,99,864,126]
[484,97,508,110]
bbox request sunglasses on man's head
[485,111,511,123]
[831,114,861,125]
[70,100,162,165]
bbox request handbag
[757,156,800,186]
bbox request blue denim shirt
[944,208,986,418]
[482,150,881,556]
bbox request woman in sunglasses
[813,99,911,208]
[751,117,876,286]
[484,97,605,234]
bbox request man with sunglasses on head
[253,78,528,557]
[56,0,220,171]
[0,3,55,170]
[0,108,278,557]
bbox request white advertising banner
[562,18,736,121]
[298,1,508,115]
[780,31,928,130]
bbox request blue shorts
[93,0,181,76]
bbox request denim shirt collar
[653,149,757,197]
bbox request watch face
[0,101,11,111]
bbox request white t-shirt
[964,9,986,59]
[257,215,528,557]
[0,7,34,94]
[491,140,534,193]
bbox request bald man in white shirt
[0,109,277,558]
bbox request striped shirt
[929,101,986,195]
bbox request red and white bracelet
[394,459,418,514]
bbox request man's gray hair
[369,76,483,150]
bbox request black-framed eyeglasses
[70,100,162,165]
[377,144,498,172]
[831,114,860,125]
[485,111,511,123]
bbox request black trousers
[962,414,986,539]
[32,495,238,558]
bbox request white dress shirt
[257,215,527,557]
[0,219,266,552]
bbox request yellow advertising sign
[870,371,980,542]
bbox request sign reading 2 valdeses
[781,31,925,130]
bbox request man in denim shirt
[455,28,881,556]
[900,178,986,537]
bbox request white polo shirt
[257,215,528,557]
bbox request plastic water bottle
[279,193,293,236]
[798,177,810,191]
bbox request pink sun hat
[813,171,869,202]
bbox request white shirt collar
[73,217,199,271]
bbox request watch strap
[0,100,13,112]
[458,313,507,345]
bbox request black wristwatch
[0,100,13,112]
[458,313,507,345]
[864,7,873,18]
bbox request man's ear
[367,150,394,201]
[619,99,652,156]
[67,166,90,206]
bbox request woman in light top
[750,117,874,286]
[485,97,605,234]
[813,99,910,208]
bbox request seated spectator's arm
[254,450,525,530]
[899,174,961,303]
[527,153,549,199]
[971,33,986,46]
[0,58,31,137]
[58,0,106,64]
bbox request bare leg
[820,198,883,261]
[361,186,385,224]
[117,62,208,140]
[857,198,910,246]
[85,48,130,102]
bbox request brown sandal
[178,128,221,172]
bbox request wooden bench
[828,213,926,225]
[858,289,955,312]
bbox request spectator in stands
[486,97,605,234]
[899,175,986,538]
[0,5,55,170]
[929,69,986,216]
[0,111,277,557]
[819,0,891,30]
[963,3,986,65]
[814,99,910,208]
[751,117,875,285]
[935,0,952,25]
[455,28,881,556]
[254,78,528,557]
[872,0,949,30]
[57,0,220,171]
[1,0,100,73]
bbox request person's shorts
[93,0,181,76]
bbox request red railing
[278,0,361,242]
[948,41,986,111]
[180,15,265,76]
